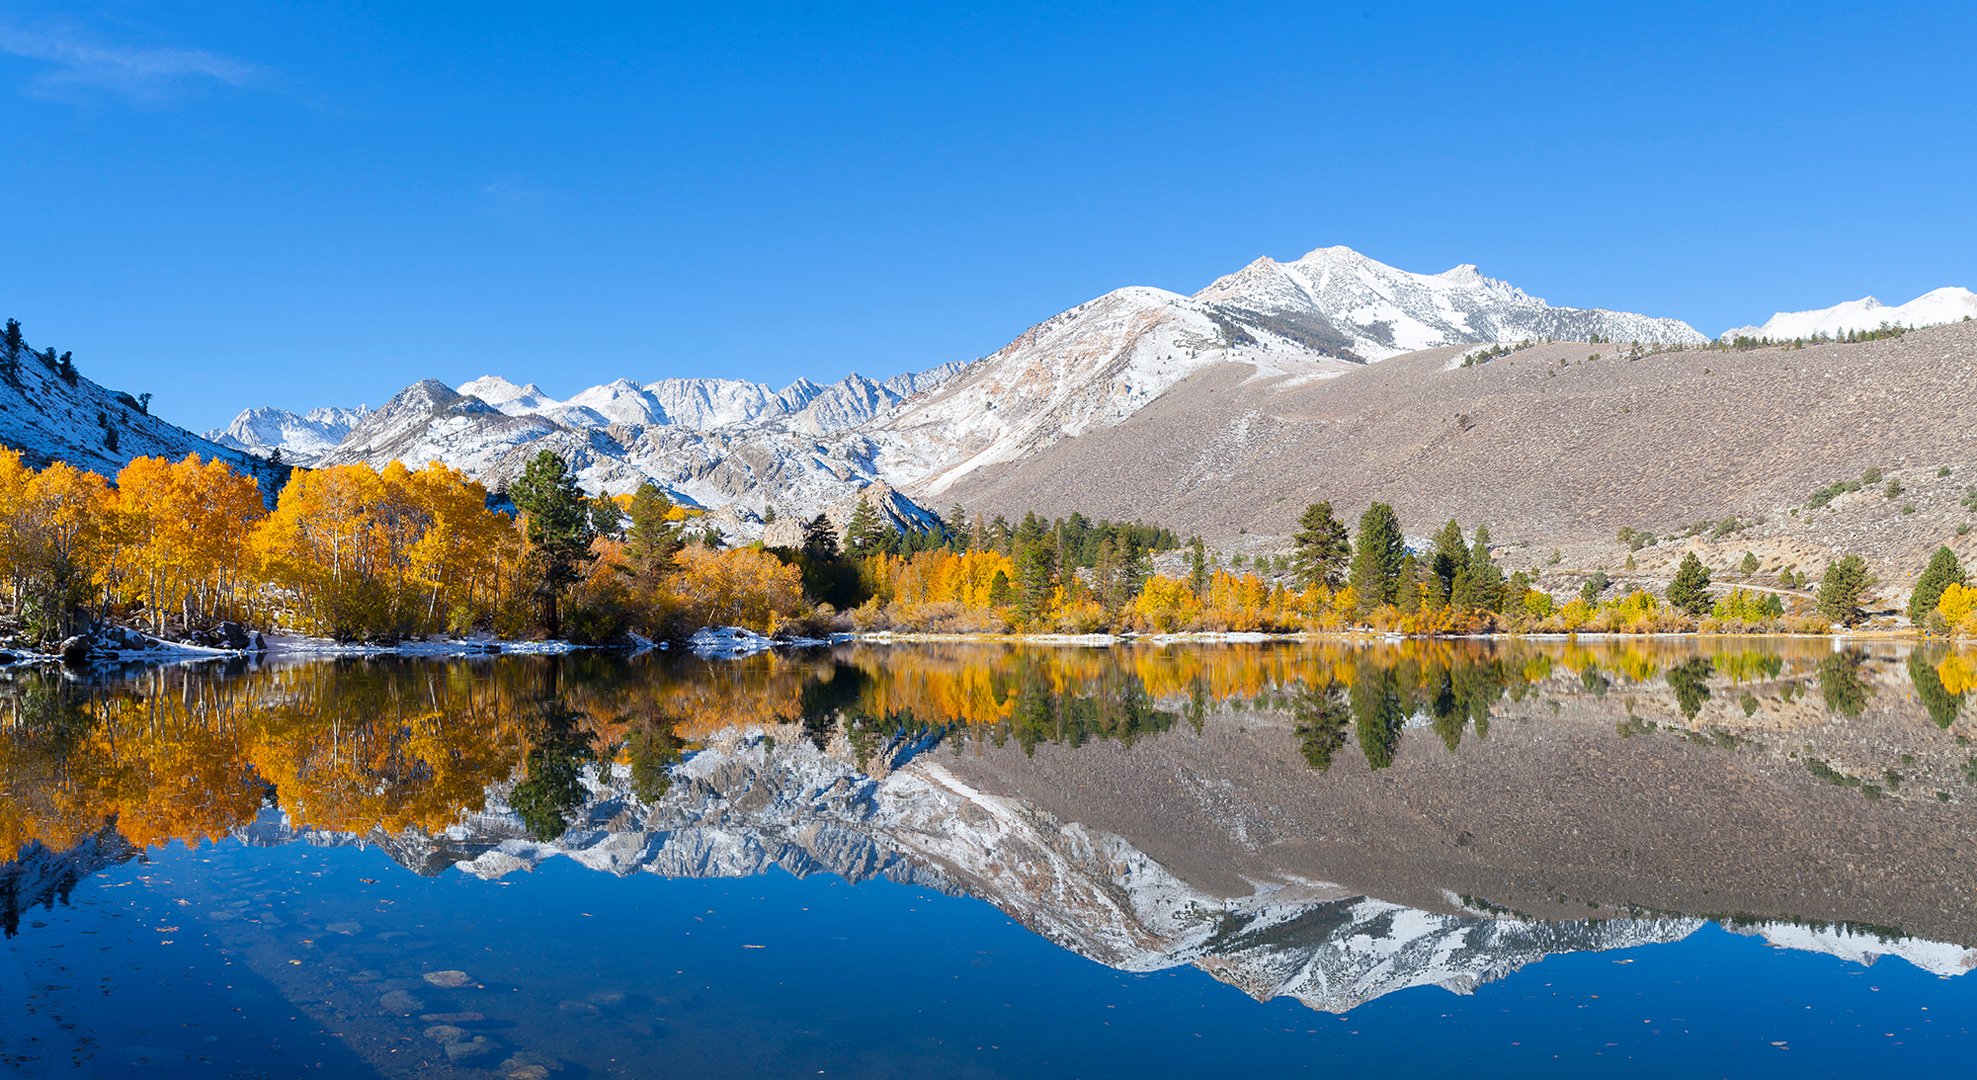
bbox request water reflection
[4,638,1976,1012]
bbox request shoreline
[3,624,1955,674]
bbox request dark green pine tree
[1011,513,1057,627]
[1428,519,1468,607]
[509,450,598,638]
[1291,501,1352,589]
[1907,546,1966,626]
[1348,502,1405,616]
[1816,554,1873,627]
[1579,570,1611,605]
[56,351,76,385]
[1665,552,1714,616]
[2,318,21,373]
[1455,525,1504,612]
[801,513,840,561]
[1187,536,1209,598]
[624,482,684,576]
[589,495,627,540]
[844,496,888,555]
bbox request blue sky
[2,1,1972,431]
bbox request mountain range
[6,243,1973,592]
[205,245,1722,513]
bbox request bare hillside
[937,321,1977,593]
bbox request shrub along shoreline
[1,448,1970,653]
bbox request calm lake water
[3,639,1975,1077]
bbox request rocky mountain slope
[221,245,1709,522]
[0,329,286,494]
[939,320,1977,595]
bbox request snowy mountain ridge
[0,327,287,494]
[206,404,370,465]
[24,243,1717,530]
[213,729,1977,1012]
[1722,286,1977,342]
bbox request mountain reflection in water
[4,639,1976,1017]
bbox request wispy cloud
[0,21,271,104]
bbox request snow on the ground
[687,627,780,658]
[261,634,580,658]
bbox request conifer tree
[844,496,887,554]
[1579,570,1610,605]
[510,450,597,637]
[1457,525,1505,612]
[625,482,683,574]
[1291,501,1351,589]
[1187,536,1209,598]
[56,352,76,385]
[1429,519,1468,608]
[1666,552,1714,616]
[1395,553,1422,615]
[1816,555,1873,627]
[801,513,839,561]
[1348,502,1405,616]
[1011,513,1056,626]
[1908,546,1966,626]
[589,495,626,540]
[2,318,21,373]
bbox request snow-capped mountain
[0,326,286,494]
[199,728,1972,1012]
[206,404,369,464]
[867,247,1707,495]
[1196,245,1709,361]
[210,244,1706,518]
[1722,286,1977,341]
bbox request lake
[3,639,1974,1077]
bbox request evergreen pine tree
[1816,555,1873,627]
[1348,502,1405,616]
[1187,536,1209,598]
[801,514,839,561]
[1666,552,1714,616]
[761,504,777,525]
[2,318,21,373]
[1395,553,1422,615]
[1907,546,1966,625]
[56,351,76,385]
[1429,519,1468,607]
[844,496,888,554]
[1579,570,1611,605]
[510,450,597,638]
[1291,501,1351,589]
[625,482,684,574]
[1011,513,1057,626]
[1451,525,1503,611]
[588,495,627,540]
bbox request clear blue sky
[3,1,1972,431]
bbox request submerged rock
[422,969,475,988]
[378,989,425,1014]
[423,1024,469,1045]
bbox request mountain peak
[1723,285,1976,340]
